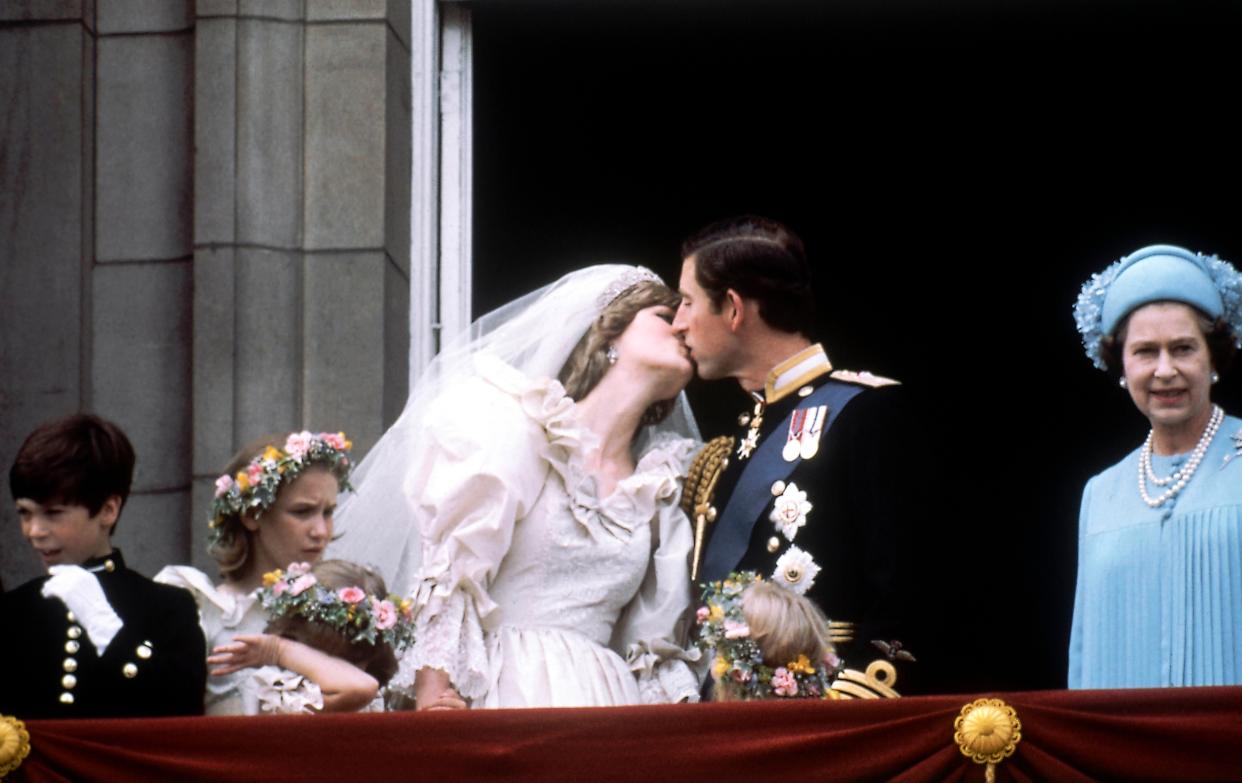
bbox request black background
[471,0,1242,692]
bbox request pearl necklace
[1137,405,1224,509]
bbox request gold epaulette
[683,435,734,581]
[828,369,900,388]
[828,621,854,644]
[829,660,901,699]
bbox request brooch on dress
[1223,427,1242,468]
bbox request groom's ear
[724,289,746,332]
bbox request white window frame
[410,0,473,386]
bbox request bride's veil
[328,264,700,595]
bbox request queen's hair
[1098,304,1237,376]
[714,581,835,702]
[263,559,400,687]
[557,279,681,426]
[209,432,307,582]
[9,413,136,531]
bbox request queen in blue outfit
[1070,244,1242,688]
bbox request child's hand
[207,633,284,676]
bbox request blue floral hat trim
[1074,244,1242,371]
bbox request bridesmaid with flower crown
[155,431,355,714]
[206,558,415,713]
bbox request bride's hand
[414,666,467,710]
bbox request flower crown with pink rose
[208,431,354,541]
[258,563,416,651]
[696,571,842,700]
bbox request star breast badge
[772,545,821,595]
[769,482,812,541]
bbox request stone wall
[0,0,411,588]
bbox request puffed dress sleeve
[610,434,703,704]
[397,361,558,701]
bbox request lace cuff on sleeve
[391,590,491,701]
[632,644,702,704]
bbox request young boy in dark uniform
[0,414,206,719]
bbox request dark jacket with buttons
[0,550,206,719]
[696,364,929,690]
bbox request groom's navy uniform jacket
[0,549,206,719]
[694,343,924,689]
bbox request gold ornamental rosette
[0,714,31,778]
[954,698,1021,783]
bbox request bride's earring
[1211,371,1220,385]
[1119,377,1128,389]
[606,344,619,365]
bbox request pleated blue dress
[1069,413,1242,688]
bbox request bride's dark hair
[558,280,681,426]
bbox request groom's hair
[681,215,814,336]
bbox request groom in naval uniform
[673,216,922,687]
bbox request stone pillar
[0,0,411,586]
[0,0,196,584]
[0,2,97,587]
[190,0,411,572]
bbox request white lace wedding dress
[394,356,701,707]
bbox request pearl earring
[606,345,619,365]
[1119,377,1128,389]
[1211,371,1220,384]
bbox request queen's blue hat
[1099,245,1223,336]
[1074,243,1242,370]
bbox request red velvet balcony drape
[10,687,1242,783]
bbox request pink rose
[338,586,366,604]
[695,606,710,624]
[724,621,750,639]
[284,431,312,459]
[271,580,288,596]
[285,562,311,577]
[771,667,798,697]
[289,574,317,596]
[246,462,264,486]
[372,599,397,630]
[322,432,346,450]
[214,474,234,498]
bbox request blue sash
[699,381,864,584]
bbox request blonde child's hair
[715,581,834,701]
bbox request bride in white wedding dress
[328,265,703,709]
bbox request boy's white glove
[41,564,124,656]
